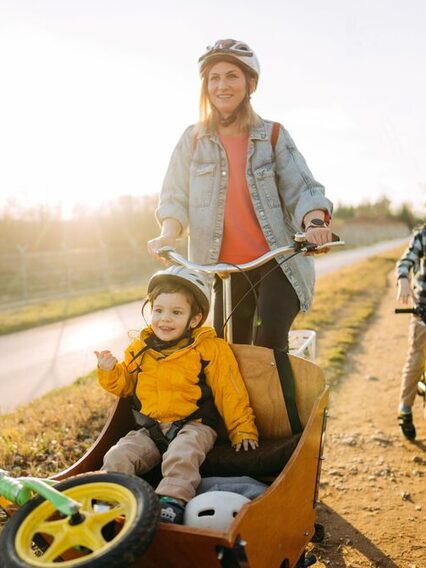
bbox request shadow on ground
[311,503,398,567]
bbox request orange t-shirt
[218,133,269,264]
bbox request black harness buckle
[132,409,188,455]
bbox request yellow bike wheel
[0,472,160,568]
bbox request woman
[148,39,333,350]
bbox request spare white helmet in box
[184,491,250,531]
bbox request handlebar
[158,232,344,276]
[395,308,417,314]
[395,305,426,322]
[157,232,343,342]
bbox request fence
[0,222,409,309]
[0,246,159,309]
[333,220,410,247]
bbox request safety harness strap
[132,411,170,454]
[132,407,204,455]
[129,336,217,454]
[273,348,303,435]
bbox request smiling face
[150,292,202,342]
[207,61,253,118]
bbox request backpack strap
[273,348,303,435]
[271,122,281,151]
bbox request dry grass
[0,373,113,478]
[294,247,404,383]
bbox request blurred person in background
[395,224,426,441]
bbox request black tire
[310,522,325,543]
[0,472,160,568]
[295,551,317,567]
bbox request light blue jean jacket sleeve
[274,124,333,228]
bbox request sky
[1,0,425,217]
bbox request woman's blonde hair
[198,57,259,133]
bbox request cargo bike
[0,232,343,568]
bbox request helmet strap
[219,112,238,127]
[147,328,193,352]
[210,91,251,127]
[213,100,244,127]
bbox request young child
[395,224,426,440]
[95,265,258,523]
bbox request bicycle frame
[159,232,344,342]
[0,469,80,516]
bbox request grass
[294,248,404,384]
[0,284,147,335]
[0,246,403,530]
[295,247,403,385]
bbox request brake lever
[293,232,344,253]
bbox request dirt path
[311,275,426,567]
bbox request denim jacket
[156,117,333,311]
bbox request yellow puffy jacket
[97,326,258,445]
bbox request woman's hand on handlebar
[304,226,333,255]
[396,278,415,305]
[147,219,182,263]
[147,235,177,263]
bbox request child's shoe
[159,497,185,524]
[398,412,416,441]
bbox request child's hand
[233,439,259,452]
[94,350,117,371]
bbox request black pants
[213,260,300,351]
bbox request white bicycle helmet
[147,265,211,325]
[184,491,250,531]
[198,39,260,85]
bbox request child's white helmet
[147,265,211,325]
[184,491,250,531]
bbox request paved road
[314,238,406,276]
[0,238,406,414]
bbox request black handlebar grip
[395,308,415,314]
